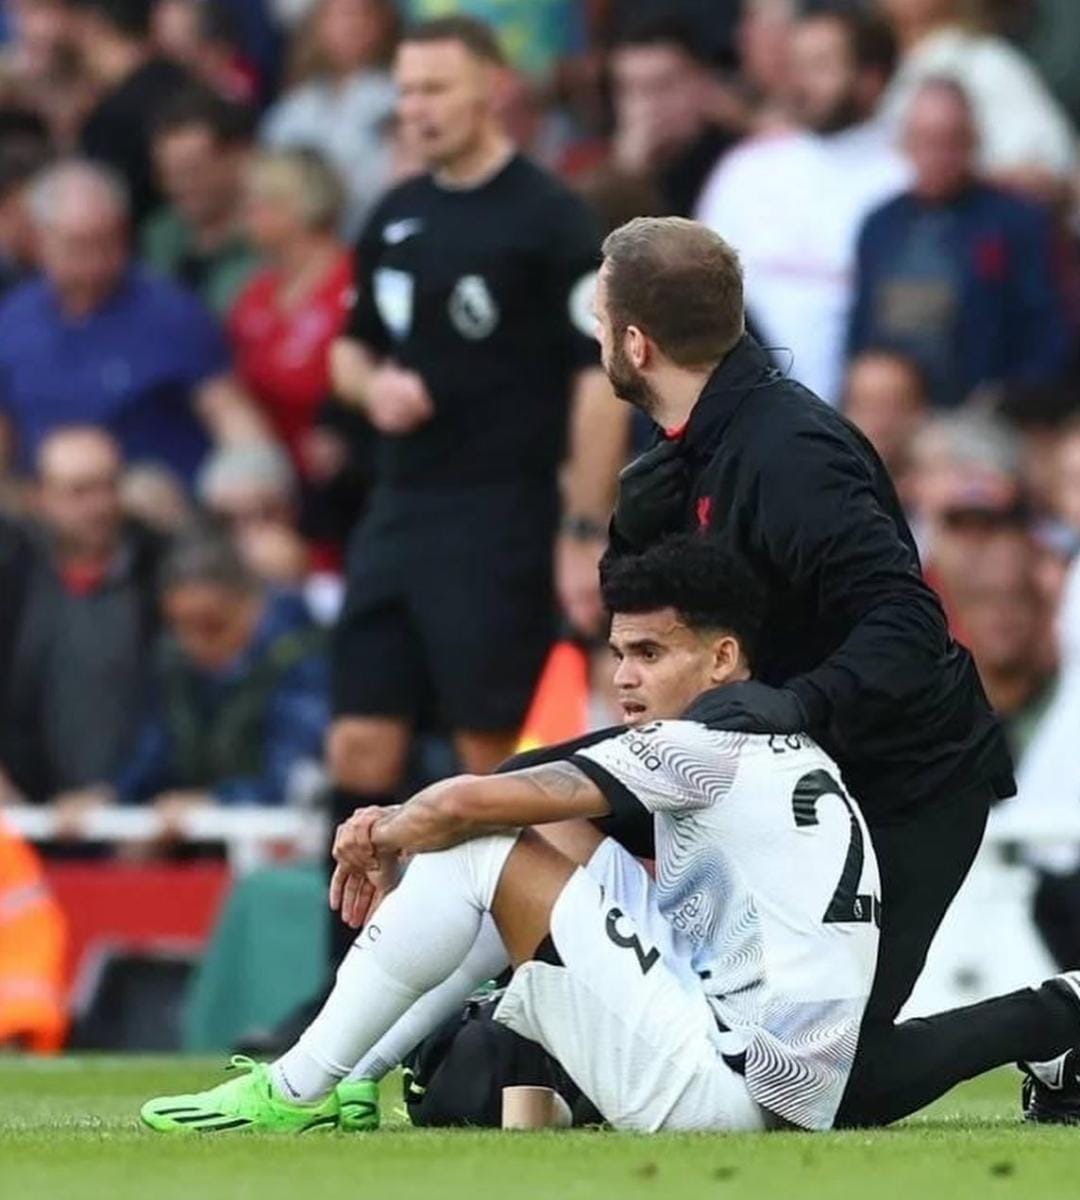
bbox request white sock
[345,915,509,1083]
[271,834,517,1103]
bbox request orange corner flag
[516,641,590,752]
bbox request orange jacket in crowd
[0,817,68,1053]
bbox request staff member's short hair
[602,216,745,367]
[401,15,506,66]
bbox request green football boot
[336,1079,380,1132]
[140,1056,339,1134]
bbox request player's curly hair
[600,535,766,667]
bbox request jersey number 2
[792,769,880,927]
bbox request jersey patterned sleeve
[572,721,743,818]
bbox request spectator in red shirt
[228,148,353,475]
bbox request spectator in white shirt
[877,0,1077,186]
[261,0,398,238]
[696,4,909,403]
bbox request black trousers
[836,781,1078,1126]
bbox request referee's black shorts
[332,481,558,733]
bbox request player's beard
[606,339,662,419]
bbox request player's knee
[326,719,405,794]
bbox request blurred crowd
[0,0,1079,880]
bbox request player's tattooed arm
[358,761,612,857]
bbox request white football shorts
[494,837,767,1133]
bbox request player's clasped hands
[329,806,402,929]
[332,805,385,872]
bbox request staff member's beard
[606,340,663,421]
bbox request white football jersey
[573,721,881,1130]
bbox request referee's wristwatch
[560,515,608,542]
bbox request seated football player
[140,535,1080,1134]
[141,534,885,1134]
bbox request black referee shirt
[347,154,601,487]
[613,334,1015,817]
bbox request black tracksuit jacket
[609,334,1015,818]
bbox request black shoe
[1022,1049,1080,1124]
[1020,972,1080,1124]
[1021,970,1080,1124]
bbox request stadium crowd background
[4,0,1080,1049]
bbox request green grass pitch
[0,1058,1075,1200]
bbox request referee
[328,17,623,955]
[593,216,1020,1126]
